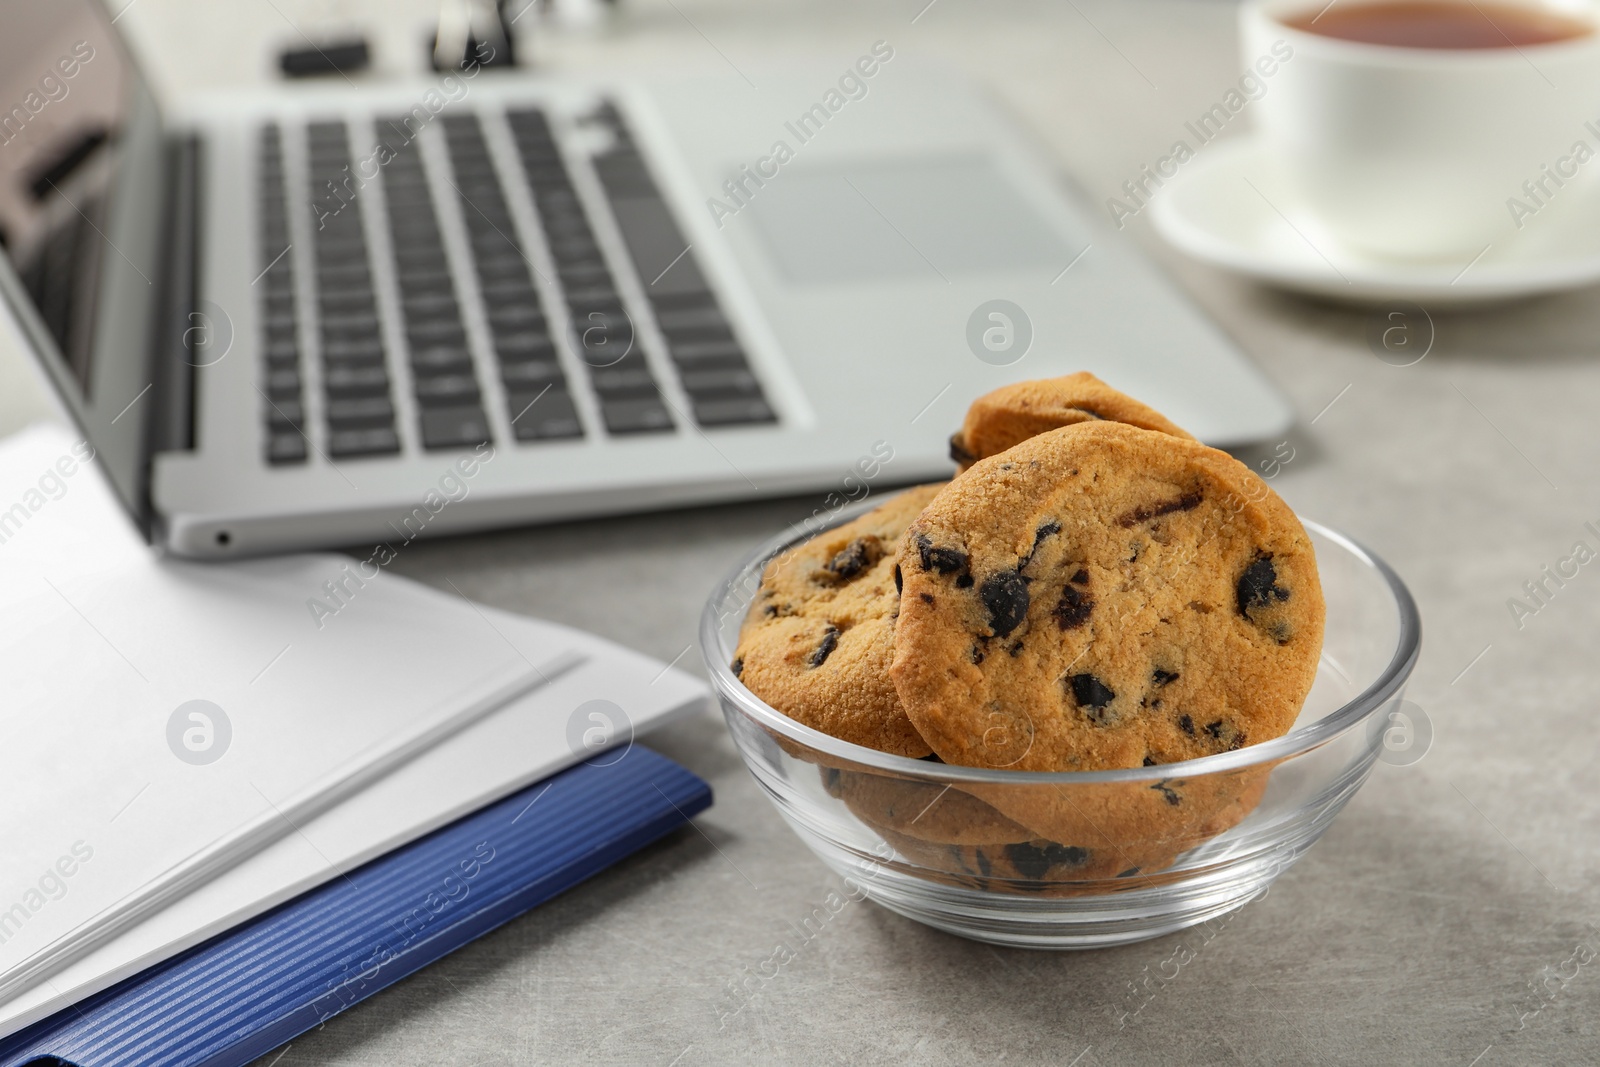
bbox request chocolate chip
[1206,720,1245,750]
[1142,755,1157,767]
[1004,842,1089,880]
[808,625,839,667]
[956,573,974,588]
[1069,673,1116,709]
[1053,585,1094,630]
[731,657,743,678]
[1069,568,1089,586]
[1179,714,1195,735]
[976,849,993,877]
[823,767,842,794]
[950,847,978,879]
[1117,492,1204,528]
[1151,782,1181,806]
[1237,554,1290,618]
[1116,867,1142,878]
[970,645,985,665]
[914,534,969,576]
[1008,639,1024,657]
[762,604,778,617]
[1020,521,1061,569]
[825,536,882,581]
[980,571,1030,637]
[919,592,935,605]
[893,564,903,595]
[948,433,976,466]
[919,752,946,763]
[1152,669,1179,687]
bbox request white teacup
[1242,0,1600,261]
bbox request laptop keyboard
[308,121,402,459]
[378,122,493,451]
[504,108,673,436]
[259,102,775,463]
[584,105,777,429]
[258,126,308,465]
[439,114,583,441]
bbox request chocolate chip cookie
[960,762,1274,881]
[734,485,945,757]
[949,372,1194,472]
[891,421,1323,772]
[828,767,1033,844]
[878,763,1271,891]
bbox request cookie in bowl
[892,421,1323,772]
[948,371,1194,472]
[733,483,944,757]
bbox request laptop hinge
[147,134,201,460]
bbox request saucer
[1149,137,1600,305]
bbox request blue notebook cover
[0,745,710,1067]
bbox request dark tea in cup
[1285,0,1593,48]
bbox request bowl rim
[700,492,1422,785]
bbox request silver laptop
[0,0,1292,558]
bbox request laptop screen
[0,0,133,399]
[0,0,164,535]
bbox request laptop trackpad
[744,156,1073,285]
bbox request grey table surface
[5,0,1599,1063]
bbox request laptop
[0,0,1293,558]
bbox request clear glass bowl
[700,494,1422,949]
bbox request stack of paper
[0,424,707,1037]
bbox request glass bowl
[700,493,1421,949]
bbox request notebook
[0,746,712,1067]
[0,423,708,1035]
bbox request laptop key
[655,306,731,334]
[480,278,539,301]
[322,337,385,361]
[407,321,467,345]
[327,397,396,427]
[558,267,613,293]
[487,304,545,330]
[264,337,299,362]
[693,396,778,427]
[679,367,763,397]
[419,406,492,449]
[588,366,660,398]
[402,293,461,317]
[494,331,556,360]
[668,339,747,365]
[413,374,481,406]
[324,365,390,396]
[329,427,401,457]
[562,286,621,307]
[471,253,528,276]
[600,398,673,435]
[507,390,583,440]
[499,359,565,389]
[410,345,476,373]
[266,398,304,429]
[266,431,309,465]
[319,312,381,336]
[262,311,297,334]
[319,290,377,313]
[266,368,301,399]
